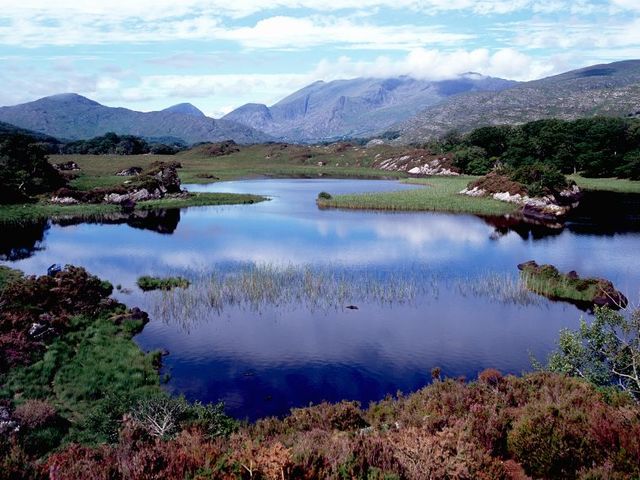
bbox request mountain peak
[41,93,100,105]
[162,103,205,117]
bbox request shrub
[136,276,190,292]
[317,191,332,200]
[508,402,599,478]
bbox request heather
[1,267,639,479]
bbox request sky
[0,0,639,117]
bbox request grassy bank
[317,176,518,215]
[571,174,640,193]
[55,143,407,191]
[0,192,266,223]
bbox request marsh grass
[151,264,542,327]
[316,176,518,216]
[455,273,541,306]
[0,192,266,223]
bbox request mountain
[0,120,61,143]
[161,103,205,117]
[0,94,270,144]
[223,75,517,143]
[398,60,640,143]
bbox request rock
[54,161,80,171]
[0,406,19,435]
[375,150,460,176]
[461,173,582,221]
[50,196,80,205]
[366,138,385,148]
[115,166,143,176]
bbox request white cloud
[0,12,473,49]
[0,0,578,22]
[311,47,558,82]
[510,17,640,50]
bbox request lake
[2,179,639,420]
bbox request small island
[518,260,628,310]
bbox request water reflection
[1,179,639,420]
[0,219,49,261]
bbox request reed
[151,264,542,327]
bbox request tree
[544,308,640,400]
[0,134,66,204]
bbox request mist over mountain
[397,60,640,143]
[0,94,270,144]
[223,75,517,142]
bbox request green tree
[0,134,66,203]
[544,308,640,400]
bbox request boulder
[375,150,460,176]
[115,166,143,176]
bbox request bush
[0,134,66,203]
[136,276,190,292]
[508,402,598,478]
[317,191,332,200]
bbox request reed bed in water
[151,264,540,325]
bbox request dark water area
[1,180,639,420]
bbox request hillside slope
[224,75,516,142]
[0,94,270,144]
[397,60,640,143]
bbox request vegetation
[1,266,640,478]
[0,192,266,223]
[137,275,191,292]
[0,265,22,290]
[570,174,640,193]
[0,266,239,477]
[61,132,186,155]
[544,308,640,400]
[519,261,628,310]
[6,370,640,479]
[0,134,66,204]
[317,176,518,215]
[439,117,640,179]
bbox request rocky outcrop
[51,162,184,206]
[460,173,581,221]
[53,161,80,171]
[115,166,142,176]
[518,260,628,310]
[374,150,460,176]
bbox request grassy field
[317,176,519,216]
[0,192,265,223]
[57,143,407,191]
[570,175,640,193]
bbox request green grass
[53,144,408,191]
[570,175,640,193]
[137,275,191,291]
[0,265,23,290]
[519,262,625,309]
[3,312,161,440]
[317,176,518,216]
[0,192,266,223]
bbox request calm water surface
[2,179,639,420]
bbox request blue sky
[0,0,639,117]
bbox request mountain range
[396,60,640,143]
[0,60,638,146]
[223,74,517,142]
[0,94,269,144]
